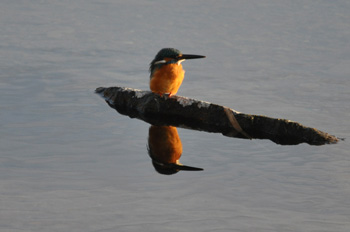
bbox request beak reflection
[148,125,203,175]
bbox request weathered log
[95,86,339,145]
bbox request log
[95,86,339,145]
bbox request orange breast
[150,63,185,95]
[148,126,183,163]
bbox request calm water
[1,1,349,231]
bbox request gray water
[1,1,349,231]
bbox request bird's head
[149,48,205,78]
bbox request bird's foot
[161,93,173,98]
[154,92,173,98]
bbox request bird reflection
[148,125,203,175]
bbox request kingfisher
[149,48,205,96]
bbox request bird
[149,48,205,96]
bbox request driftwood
[95,86,339,146]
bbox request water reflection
[148,125,203,175]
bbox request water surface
[1,1,349,232]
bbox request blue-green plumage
[149,48,182,78]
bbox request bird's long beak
[178,54,206,60]
[169,163,203,171]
